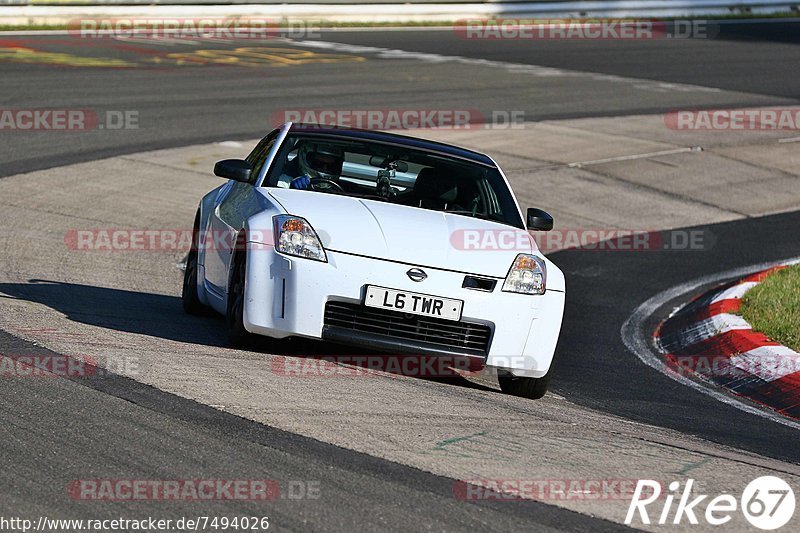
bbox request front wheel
[498,372,550,400]
[226,252,255,347]
[182,231,206,315]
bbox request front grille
[324,301,492,355]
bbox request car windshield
[264,133,524,228]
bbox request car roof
[287,123,496,167]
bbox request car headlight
[273,215,327,262]
[502,254,546,295]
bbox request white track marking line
[0,30,766,96]
[568,147,702,168]
[710,281,758,303]
[290,38,722,94]
[621,257,800,431]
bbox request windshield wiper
[443,209,502,222]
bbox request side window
[245,131,278,184]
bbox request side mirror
[527,208,554,231]
[214,159,252,183]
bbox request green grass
[739,264,800,351]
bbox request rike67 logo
[626,476,795,530]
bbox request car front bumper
[242,245,565,378]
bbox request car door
[203,131,279,299]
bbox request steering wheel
[310,177,345,193]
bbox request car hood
[267,189,537,278]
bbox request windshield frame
[262,132,526,229]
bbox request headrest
[414,167,457,203]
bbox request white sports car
[183,123,565,399]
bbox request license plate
[364,286,463,321]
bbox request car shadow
[0,279,496,393]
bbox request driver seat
[413,168,460,211]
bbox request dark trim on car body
[288,123,496,167]
[327,249,505,279]
[322,326,489,359]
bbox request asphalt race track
[1,21,800,531]
[3,21,800,178]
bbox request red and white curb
[655,262,800,421]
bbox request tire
[181,221,206,315]
[226,250,254,347]
[498,372,550,400]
